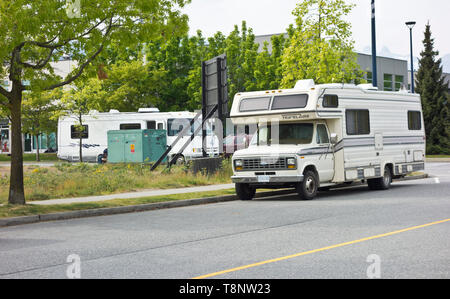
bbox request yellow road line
[192,218,450,279]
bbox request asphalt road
[0,163,449,279]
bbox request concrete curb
[0,189,294,228]
[396,174,429,181]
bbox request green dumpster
[107,129,167,163]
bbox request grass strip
[0,189,237,219]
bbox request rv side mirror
[330,133,338,145]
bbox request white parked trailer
[57,108,219,162]
[230,80,426,200]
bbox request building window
[71,125,88,139]
[323,95,339,108]
[346,110,370,135]
[408,111,422,130]
[395,75,404,91]
[366,71,373,84]
[120,123,141,130]
[383,74,393,91]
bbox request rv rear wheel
[235,183,256,201]
[297,170,318,200]
[368,166,392,190]
[174,155,185,165]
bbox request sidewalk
[29,184,235,206]
[426,158,450,163]
[0,162,57,167]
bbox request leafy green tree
[59,78,106,162]
[0,0,189,204]
[144,35,194,111]
[281,0,363,88]
[415,23,450,154]
[98,59,168,112]
[254,34,287,90]
[186,31,226,111]
[225,22,260,98]
[22,89,62,161]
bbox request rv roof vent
[358,84,378,91]
[138,108,160,113]
[294,79,315,90]
[109,109,120,113]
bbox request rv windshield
[250,123,314,146]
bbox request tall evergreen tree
[416,23,450,154]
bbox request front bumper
[231,175,304,184]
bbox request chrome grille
[242,157,288,171]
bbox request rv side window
[323,95,339,108]
[71,125,88,139]
[316,124,330,144]
[408,111,422,130]
[120,123,141,130]
[157,123,164,130]
[346,110,370,135]
[239,97,271,112]
[167,118,193,136]
[147,121,156,130]
[271,94,308,110]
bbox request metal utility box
[107,129,167,163]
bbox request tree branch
[43,17,115,91]
[43,45,103,91]
[0,85,10,101]
[19,48,55,70]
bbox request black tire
[297,170,319,200]
[368,166,392,190]
[235,183,256,201]
[172,155,185,165]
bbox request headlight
[287,158,297,169]
[234,159,243,171]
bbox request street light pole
[406,21,416,93]
[371,0,378,88]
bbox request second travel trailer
[57,108,220,163]
[230,80,426,200]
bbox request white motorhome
[57,108,219,163]
[230,80,426,200]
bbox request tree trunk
[35,134,40,162]
[79,134,83,163]
[79,114,83,163]
[8,91,25,205]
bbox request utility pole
[406,21,416,93]
[371,0,378,88]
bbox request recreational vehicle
[57,108,219,163]
[230,80,426,200]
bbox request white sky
[182,0,450,57]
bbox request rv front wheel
[297,170,318,200]
[235,183,256,201]
[368,166,392,190]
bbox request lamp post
[406,21,416,93]
[371,0,378,88]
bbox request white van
[57,108,219,163]
[230,80,426,200]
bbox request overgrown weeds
[0,159,233,203]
